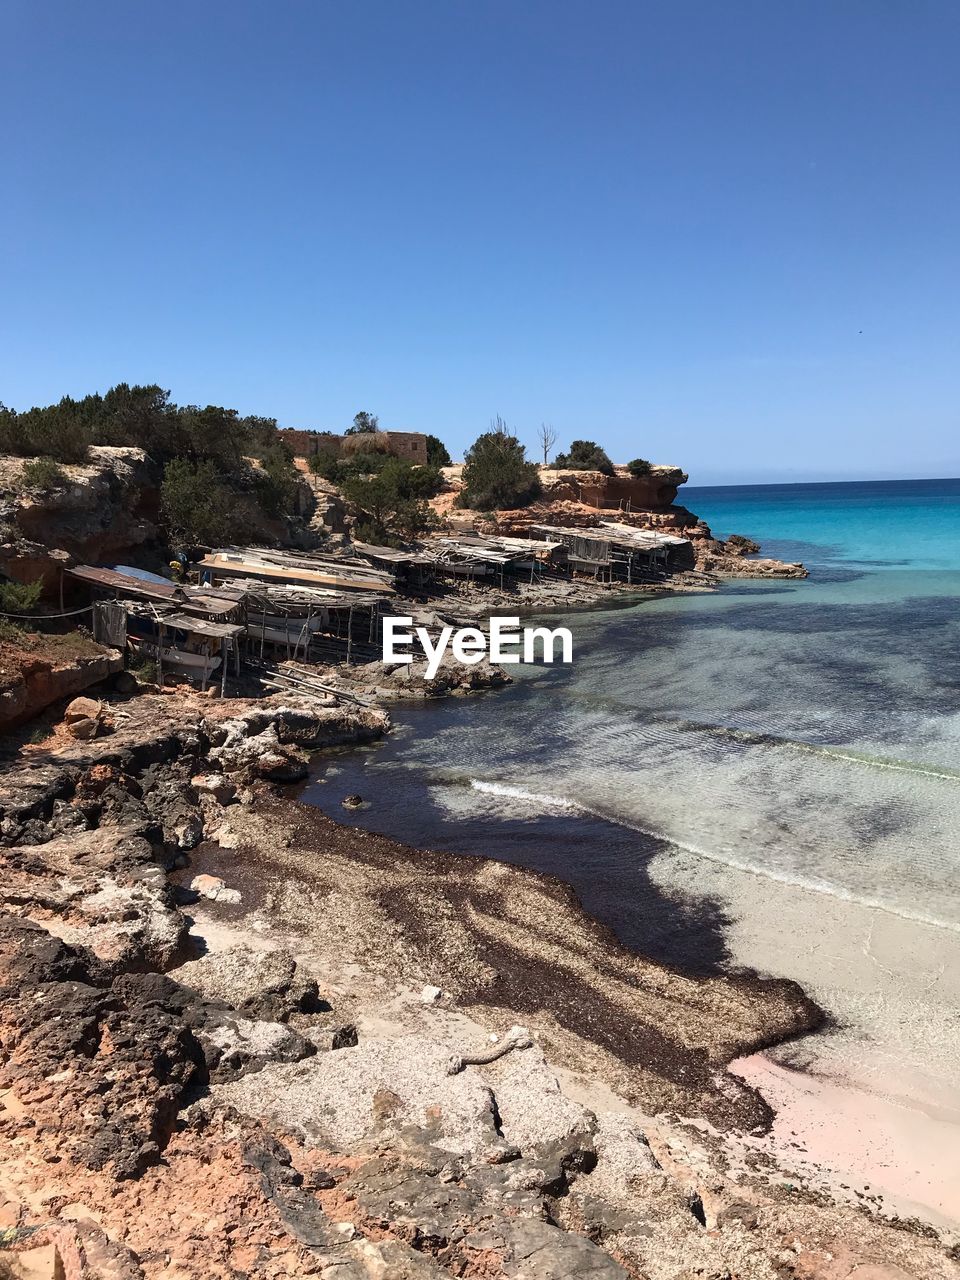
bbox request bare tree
[537,422,558,467]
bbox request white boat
[127,636,222,680]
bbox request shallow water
[302,479,960,1041]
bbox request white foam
[466,776,960,936]
[469,778,583,813]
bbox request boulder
[256,749,309,783]
[64,695,103,723]
[0,1243,65,1280]
[172,944,318,1022]
[66,715,100,740]
[191,773,237,805]
[189,874,241,904]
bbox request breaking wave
[468,779,583,813]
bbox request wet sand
[645,843,960,1236]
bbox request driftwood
[446,1025,533,1075]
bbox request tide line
[465,778,960,935]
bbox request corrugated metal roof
[427,535,561,566]
[531,523,689,550]
[68,565,247,616]
[67,565,181,600]
[241,582,385,610]
[350,541,434,566]
[599,521,690,547]
[220,545,396,583]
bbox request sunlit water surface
[303,479,960,992]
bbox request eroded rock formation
[0,633,124,732]
[0,448,160,589]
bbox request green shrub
[345,411,379,435]
[626,458,652,477]
[93,384,174,453]
[458,423,541,511]
[0,578,43,614]
[127,655,160,684]
[0,618,28,643]
[554,440,615,475]
[160,457,248,545]
[426,434,452,467]
[254,443,301,518]
[311,449,393,486]
[342,458,443,543]
[1,400,91,462]
[0,404,19,454]
[21,457,68,490]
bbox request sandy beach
[645,843,960,1237]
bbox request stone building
[278,428,428,466]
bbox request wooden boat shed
[528,523,690,581]
[348,541,436,591]
[65,565,246,689]
[198,548,396,664]
[197,548,395,595]
[230,581,387,664]
[424,534,564,585]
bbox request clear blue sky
[1,1,957,483]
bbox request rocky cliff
[539,464,689,511]
[0,448,161,589]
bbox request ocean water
[302,479,960,976]
[684,477,960,572]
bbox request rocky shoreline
[1,682,957,1279]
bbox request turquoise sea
[685,476,960,573]
[304,478,960,969]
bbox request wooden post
[157,623,164,686]
[220,638,228,696]
[346,604,354,665]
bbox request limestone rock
[0,913,202,1179]
[215,1035,504,1155]
[0,827,189,971]
[65,715,100,740]
[172,944,319,1022]
[464,1217,628,1277]
[190,773,237,805]
[189,874,240,904]
[63,695,103,724]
